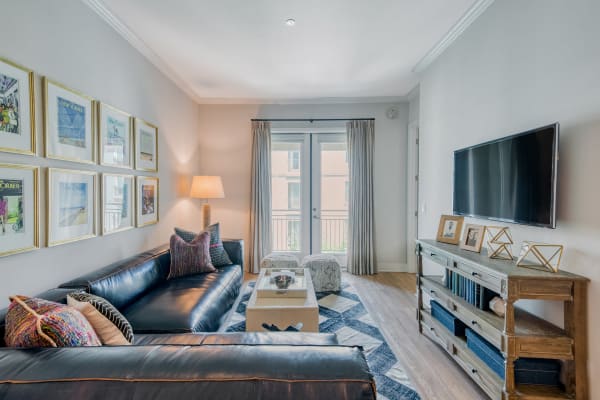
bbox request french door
[271,133,348,266]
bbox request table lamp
[190,176,225,229]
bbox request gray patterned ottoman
[300,254,341,292]
[260,253,300,269]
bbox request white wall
[0,0,202,307]
[418,0,600,396]
[195,103,409,272]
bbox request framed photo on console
[0,57,35,155]
[0,164,39,257]
[134,118,158,172]
[460,224,485,253]
[47,168,97,246]
[436,214,464,245]
[136,176,158,227]
[44,78,95,164]
[102,173,134,235]
[98,102,133,168]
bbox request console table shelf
[416,239,588,400]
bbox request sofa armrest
[0,345,375,400]
[223,239,244,271]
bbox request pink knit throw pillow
[168,231,216,279]
[4,295,102,348]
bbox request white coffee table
[246,268,319,332]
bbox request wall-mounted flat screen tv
[453,123,559,228]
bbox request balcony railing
[272,209,348,253]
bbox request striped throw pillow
[4,295,101,348]
[67,292,134,345]
[168,232,216,279]
[175,222,232,267]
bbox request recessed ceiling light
[285,18,296,26]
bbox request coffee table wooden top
[248,268,318,309]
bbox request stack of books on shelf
[444,270,497,311]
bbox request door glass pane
[320,141,349,253]
[272,140,302,252]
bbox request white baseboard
[377,262,415,273]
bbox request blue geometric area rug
[224,281,421,400]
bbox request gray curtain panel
[249,121,273,273]
[346,120,376,275]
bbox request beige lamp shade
[190,176,225,199]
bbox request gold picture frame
[43,77,96,164]
[47,168,97,247]
[0,57,35,156]
[136,176,159,227]
[0,163,39,257]
[134,117,158,172]
[436,214,464,245]
[98,102,133,169]
[460,224,486,253]
[102,173,135,235]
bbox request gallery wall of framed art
[0,163,39,257]
[0,57,35,156]
[0,53,161,257]
[136,176,159,227]
[102,173,134,235]
[43,77,96,164]
[98,102,133,169]
[134,118,158,172]
[47,168,97,247]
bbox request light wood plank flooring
[344,272,489,400]
[245,271,488,399]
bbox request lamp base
[201,203,211,229]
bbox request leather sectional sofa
[0,240,376,399]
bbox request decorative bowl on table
[274,274,293,289]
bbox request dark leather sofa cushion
[59,245,171,310]
[0,345,375,400]
[134,332,339,346]
[122,264,243,333]
[0,288,85,347]
[223,238,244,269]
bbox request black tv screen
[453,124,558,228]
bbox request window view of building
[272,141,302,252]
[319,142,349,253]
[271,138,349,255]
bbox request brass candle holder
[516,242,564,273]
[485,226,513,260]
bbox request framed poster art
[102,173,134,235]
[47,168,96,246]
[98,102,133,168]
[134,118,158,172]
[0,57,35,155]
[136,176,158,227]
[43,78,95,164]
[0,164,39,257]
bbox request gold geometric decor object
[485,226,513,260]
[516,242,564,273]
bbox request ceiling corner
[412,0,495,73]
[81,0,202,103]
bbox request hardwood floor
[345,272,489,400]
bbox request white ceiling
[94,0,481,103]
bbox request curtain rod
[251,118,375,122]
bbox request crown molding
[413,0,495,73]
[196,96,408,105]
[81,0,202,103]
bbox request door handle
[313,215,320,219]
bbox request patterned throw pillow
[168,232,216,279]
[175,223,232,267]
[67,292,134,345]
[4,295,101,348]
